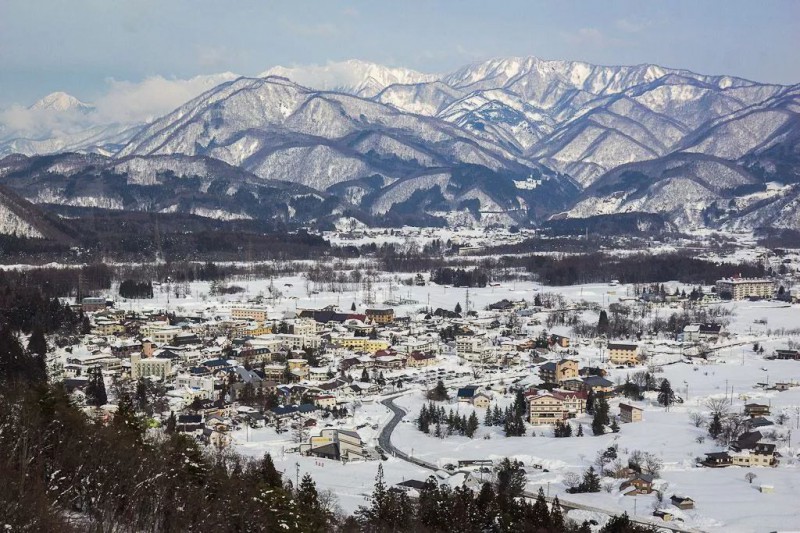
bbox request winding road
[378,395,699,533]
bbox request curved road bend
[378,396,698,533]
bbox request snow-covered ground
[83,256,800,530]
[389,348,800,532]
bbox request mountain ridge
[1,56,798,232]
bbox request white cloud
[261,59,434,94]
[561,27,624,48]
[282,20,339,38]
[615,18,652,33]
[342,7,359,17]
[0,72,240,140]
[0,105,92,138]
[93,73,238,124]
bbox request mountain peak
[29,92,93,112]
[260,59,436,97]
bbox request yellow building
[539,359,579,384]
[287,358,310,380]
[231,308,269,321]
[244,323,272,336]
[472,393,491,409]
[336,337,390,353]
[528,393,566,425]
[92,320,125,336]
[608,343,640,365]
[365,308,394,324]
[407,352,437,367]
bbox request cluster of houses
[702,403,781,469]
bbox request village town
[46,238,800,532]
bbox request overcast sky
[1,0,798,107]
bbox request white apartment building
[140,324,183,345]
[715,278,774,300]
[456,336,487,356]
[130,353,172,380]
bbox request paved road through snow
[378,396,699,533]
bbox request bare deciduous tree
[720,414,747,446]
[706,397,730,418]
[563,472,581,491]
[689,412,707,428]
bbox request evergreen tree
[85,367,107,407]
[492,404,503,426]
[599,512,654,532]
[610,417,620,433]
[466,411,479,438]
[530,487,551,530]
[27,325,47,358]
[79,312,91,335]
[427,380,449,401]
[297,473,327,532]
[513,390,527,418]
[554,421,573,437]
[255,453,283,488]
[417,477,446,530]
[361,368,370,383]
[165,411,176,434]
[484,404,493,426]
[475,482,496,531]
[494,458,526,502]
[503,407,525,437]
[581,466,601,492]
[114,392,145,443]
[658,379,675,409]
[351,302,357,311]
[586,389,596,414]
[550,496,565,530]
[356,464,413,531]
[418,404,430,433]
[135,379,148,411]
[576,424,584,437]
[454,302,462,315]
[0,327,26,381]
[709,413,723,438]
[598,310,610,334]
[592,398,609,436]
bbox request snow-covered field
[389,349,800,533]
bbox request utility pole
[295,462,300,491]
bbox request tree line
[430,267,490,287]
[521,252,764,286]
[351,461,655,532]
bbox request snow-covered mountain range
[1,57,799,232]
